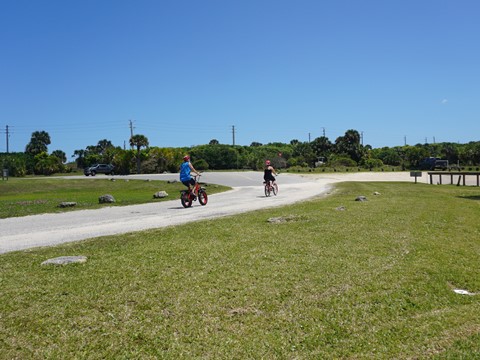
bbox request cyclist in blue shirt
[180,155,200,197]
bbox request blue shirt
[179,161,191,182]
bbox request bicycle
[180,175,208,208]
[264,179,278,197]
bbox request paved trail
[0,171,415,254]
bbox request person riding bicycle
[180,155,200,198]
[263,160,278,186]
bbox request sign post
[410,171,422,184]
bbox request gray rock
[41,256,87,265]
[336,206,346,211]
[355,196,368,202]
[99,194,116,204]
[58,202,77,208]
[373,191,381,196]
[267,215,297,224]
[167,180,178,184]
[153,191,169,199]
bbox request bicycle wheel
[272,183,278,196]
[198,189,208,206]
[180,192,192,208]
[264,183,271,197]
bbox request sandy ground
[0,171,456,254]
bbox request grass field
[1,182,479,358]
[0,178,229,218]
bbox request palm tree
[73,149,87,169]
[25,131,51,156]
[51,150,67,163]
[129,134,149,174]
[97,139,114,155]
[334,129,363,163]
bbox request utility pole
[361,131,364,146]
[232,125,238,168]
[308,132,311,142]
[129,119,135,138]
[404,136,407,146]
[433,136,436,144]
[129,119,135,149]
[5,125,9,153]
[322,127,326,137]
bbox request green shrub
[193,158,209,170]
[363,158,384,170]
[330,156,357,167]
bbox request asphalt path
[1,171,415,254]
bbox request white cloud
[442,99,448,104]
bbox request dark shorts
[264,176,275,182]
[182,178,195,187]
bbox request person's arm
[189,163,200,176]
[269,166,277,176]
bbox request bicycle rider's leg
[189,178,196,197]
[182,180,193,194]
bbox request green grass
[0,178,229,218]
[1,182,480,358]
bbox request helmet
[265,160,271,165]
[183,155,190,161]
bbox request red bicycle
[264,180,278,197]
[180,175,208,208]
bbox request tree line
[1,129,480,176]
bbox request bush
[286,166,310,173]
[0,153,27,177]
[330,156,357,167]
[363,158,384,170]
[193,159,209,171]
[34,153,62,175]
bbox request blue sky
[1,0,479,158]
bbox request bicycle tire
[180,191,192,208]
[272,183,278,196]
[198,189,208,206]
[264,183,271,197]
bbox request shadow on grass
[458,195,480,201]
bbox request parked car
[419,157,449,171]
[84,164,115,176]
